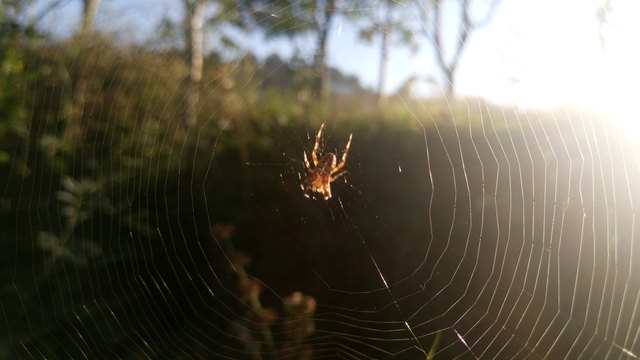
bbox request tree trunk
[63,0,101,145]
[376,0,392,106]
[183,0,205,130]
[427,0,501,98]
[80,0,101,36]
[444,68,454,98]
[312,0,335,101]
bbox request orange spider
[301,123,353,200]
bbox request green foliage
[36,230,102,266]
[57,176,113,226]
[426,332,442,359]
[0,45,27,158]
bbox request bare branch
[431,0,448,74]
[448,0,471,75]
[473,0,502,28]
[422,0,502,96]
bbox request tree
[80,0,101,36]
[312,0,336,99]
[63,0,103,144]
[376,0,392,105]
[358,0,417,106]
[242,0,359,102]
[182,0,206,129]
[420,0,502,97]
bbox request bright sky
[458,0,640,113]
[328,0,640,111]
[328,0,639,135]
[36,0,639,133]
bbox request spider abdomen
[316,153,337,176]
[301,123,352,200]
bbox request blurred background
[1,0,639,359]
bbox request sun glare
[528,1,640,140]
[462,1,640,142]
[597,1,640,140]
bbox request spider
[301,123,353,200]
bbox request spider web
[2,1,640,359]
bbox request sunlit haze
[36,0,639,136]
[39,0,638,114]
[331,0,638,137]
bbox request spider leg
[312,123,324,166]
[331,133,352,174]
[323,184,332,200]
[330,171,347,182]
[303,151,311,169]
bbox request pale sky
[35,0,640,132]
[326,0,640,112]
